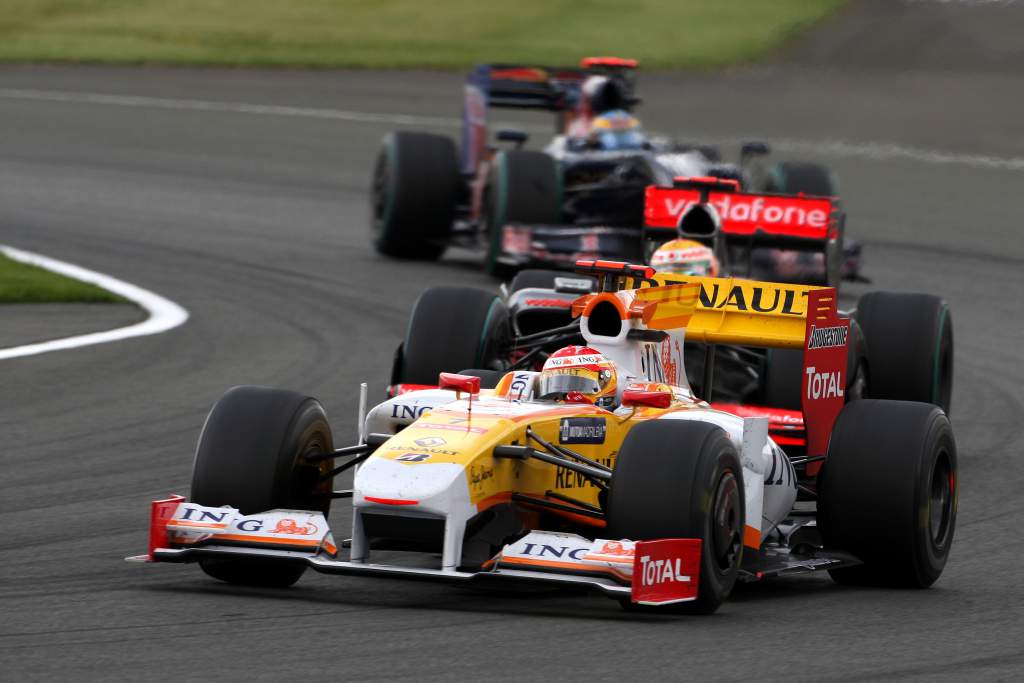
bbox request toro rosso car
[370,56,861,283]
[133,264,957,613]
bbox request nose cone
[354,458,471,516]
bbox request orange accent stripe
[743,524,760,549]
[364,496,419,506]
[501,556,630,582]
[169,520,228,529]
[214,534,321,548]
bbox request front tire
[371,131,460,260]
[191,386,335,587]
[392,286,509,386]
[817,400,957,587]
[607,420,744,614]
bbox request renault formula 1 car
[370,57,859,284]
[388,178,952,465]
[133,263,957,614]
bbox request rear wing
[573,259,848,458]
[462,58,639,173]
[644,177,844,250]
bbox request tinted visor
[538,370,600,399]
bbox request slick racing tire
[392,286,510,387]
[371,131,460,260]
[607,420,744,614]
[755,319,868,410]
[762,161,843,288]
[817,400,957,587]
[484,150,562,277]
[855,292,953,414]
[190,386,335,588]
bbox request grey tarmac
[1,2,1023,680]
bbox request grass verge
[0,1,847,69]
[0,253,124,303]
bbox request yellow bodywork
[371,392,691,514]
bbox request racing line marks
[0,245,189,361]
[3,87,1023,173]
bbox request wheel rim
[710,470,742,573]
[929,450,954,550]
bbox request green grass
[0,253,124,303]
[0,1,847,69]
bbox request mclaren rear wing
[644,177,845,252]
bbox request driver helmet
[538,346,618,408]
[589,110,645,150]
[650,238,720,277]
[581,75,628,115]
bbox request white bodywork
[352,280,798,570]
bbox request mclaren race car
[133,262,957,614]
[370,57,860,283]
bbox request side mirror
[496,128,528,148]
[439,372,481,396]
[621,388,673,409]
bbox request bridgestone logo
[807,325,848,350]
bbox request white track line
[3,86,1024,172]
[0,245,189,360]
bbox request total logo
[638,554,692,587]
[805,366,844,400]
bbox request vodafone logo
[665,196,828,229]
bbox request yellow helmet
[650,238,719,277]
[538,346,618,408]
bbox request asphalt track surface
[2,4,1024,681]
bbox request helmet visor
[538,369,600,399]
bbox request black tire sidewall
[607,420,744,613]
[818,400,957,587]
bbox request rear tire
[607,420,744,614]
[855,292,953,413]
[484,151,562,277]
[371,131,460,260]
[191,386,335,587]
[818,400,957,587]
[393,287,509,386]
[755,319,868,410]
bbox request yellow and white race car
[133,261,958,614]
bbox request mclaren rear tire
[392,286,510,387]
[371,131,460,260]
[607,420,744,614]
[817,400,957,587]
[855,292,953,414]
[484,151,562,277]
[190,386,335,587]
